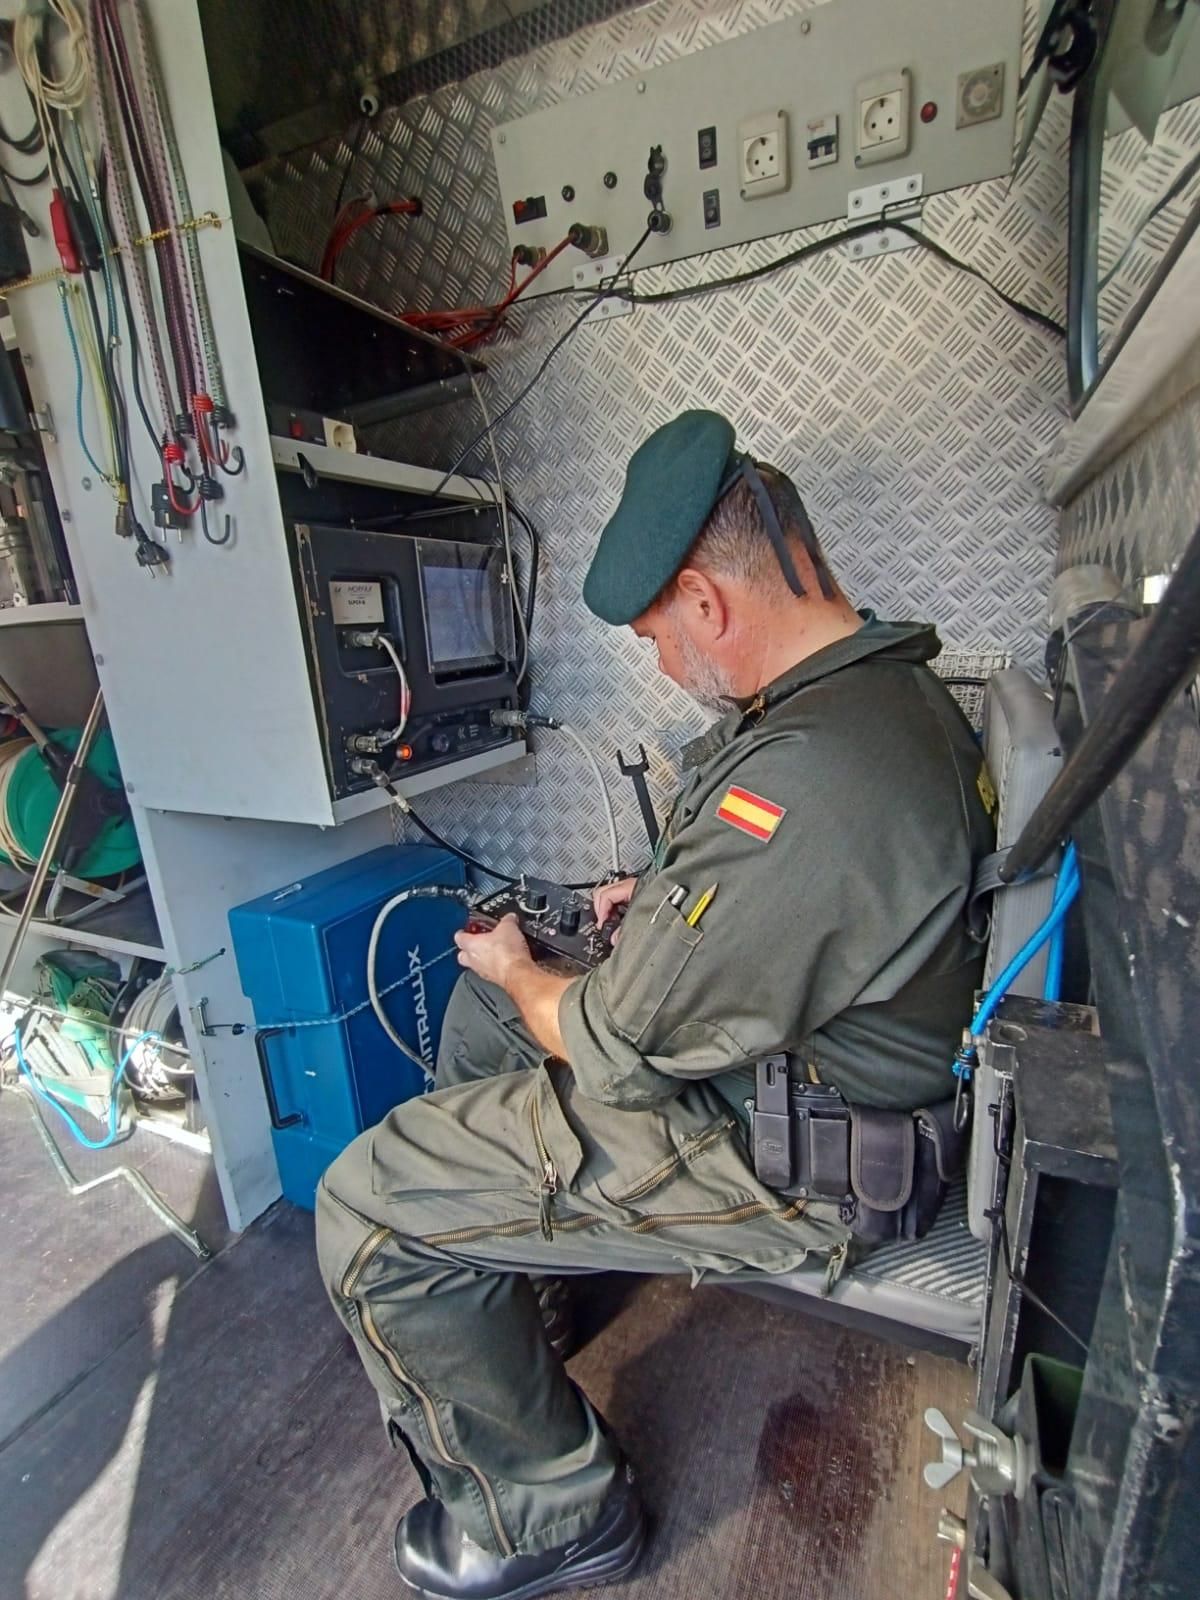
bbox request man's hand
[592,875,638,925]
[453,914,534,990]
[455,914,573,1061]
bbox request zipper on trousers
[615,1120,734,1204]
[421,1195,807,1248]
[340,1229,515,1558]
[530,1093,558,1241]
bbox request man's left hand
[453,914,534,992]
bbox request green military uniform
[315,613,994,1562]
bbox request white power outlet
[862,91,902,147]
[738,108,789,199]
[854,67,911,168]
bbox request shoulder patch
[716,784,786,842]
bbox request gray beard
[674,629,738,715]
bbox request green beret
[583,409,736,625]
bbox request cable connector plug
[151,480,188,532]
[346,729,398,755]
[135,532,171,577]
[352,758,412,815]
[952,1034,977,1083]
[490,708,560,730]
[951,1029,976,1134]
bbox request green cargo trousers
[314,971,850,1559]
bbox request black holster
[752,1055,965,1243]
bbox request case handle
[255,1027,304,1130]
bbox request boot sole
[395,1506,647,1600]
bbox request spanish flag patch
[716,785,786,842]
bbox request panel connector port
[568,222,609,257]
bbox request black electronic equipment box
[470,879,620,975]
[293,517,522,800]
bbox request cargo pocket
[608,1114,739,1212]
[549,1068,743,1223]
[606,895,704,1047]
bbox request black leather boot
[531,1276,576,1361]
[393,1466,645,1600]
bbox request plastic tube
[15,1022,153,1151]
[1042,845,1078,1002]
[366,884,472,1074]
[970,843,1079,1039]
[376,632,411,741]
[553,722,621,878]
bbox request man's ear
[674,566,729,637]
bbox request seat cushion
[754,1178,986,1344]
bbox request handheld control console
[468,878,621,975]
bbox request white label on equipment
[330,580,384,625]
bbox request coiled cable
[124,971,191,1100]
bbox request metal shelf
[0,883,165,962]
[0,602,84,628]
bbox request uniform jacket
[558,616,996,1114]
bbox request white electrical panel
[491,0,1023,297]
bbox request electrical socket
[737,108,789,199]
[861,92,903,147]
[854,67,911,168]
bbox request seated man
[316,409,994,1600]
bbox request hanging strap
[967,846,1058,941]
[716,454,837,601]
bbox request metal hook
[200,498,232,546]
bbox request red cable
[441,237,572,350]
[497,235,571,310]
[320,199,421,282]
[404,237,571,333]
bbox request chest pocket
[607,895,704,1048]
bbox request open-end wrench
[617,744,660,852]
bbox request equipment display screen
[416,539,512,677]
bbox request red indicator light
[920,101,938,124]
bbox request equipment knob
[559,903,581,935]
[524,889,548,914]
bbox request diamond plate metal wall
[1097,97,1200,361]
[1057,386,1200,585]
[202,0,642,164]
[256,0,1073,881]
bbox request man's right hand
[592,875,638,926]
